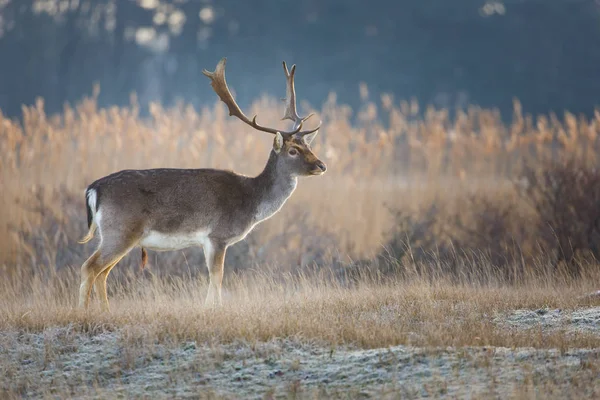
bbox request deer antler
[202,58,302,136]
[203,58,320,137]
[282,61,319,136]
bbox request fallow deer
[78,58,326,311]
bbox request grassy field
[1,91,600,398]
[1,270,599,398]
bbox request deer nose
[315,160,327,172]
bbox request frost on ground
[2,309,600,400]
[496,306,600,335]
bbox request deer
[77,58,326,311]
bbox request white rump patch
[139,230,211,251]
[94,209,103,239]
[95,210,103,226]
[86,188,97,214]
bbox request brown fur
[141,248,148,270]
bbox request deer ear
[273,132,284,153]
[302,130,319,145]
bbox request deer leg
[79,238,137,311]
[79,251,102,310]
[93,269,111,312]
[204,241,227,307]
[93,254,127,312]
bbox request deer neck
[252,150,297,222]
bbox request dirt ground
[1,307,599,399]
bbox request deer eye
[288,148,298,156]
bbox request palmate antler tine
[202,59,257,127]
[282,61,321,136]
[203,58,303,136]
[282,61,301,126]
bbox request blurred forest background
[1,0,599,119]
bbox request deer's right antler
[281,61,320,137]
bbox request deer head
[202,58,327,177]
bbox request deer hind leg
[93,253,128,312]
[79,237,138,311]
[93,269,110,312]
[79,251,103,310]
[204,240,227,307]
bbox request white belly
[139,230,210,251]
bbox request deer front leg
[204,241,227,307]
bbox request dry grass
[1,267,599,349]
[4,91,600,271]
[1,267,599,398]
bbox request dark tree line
[0,0,599,119]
